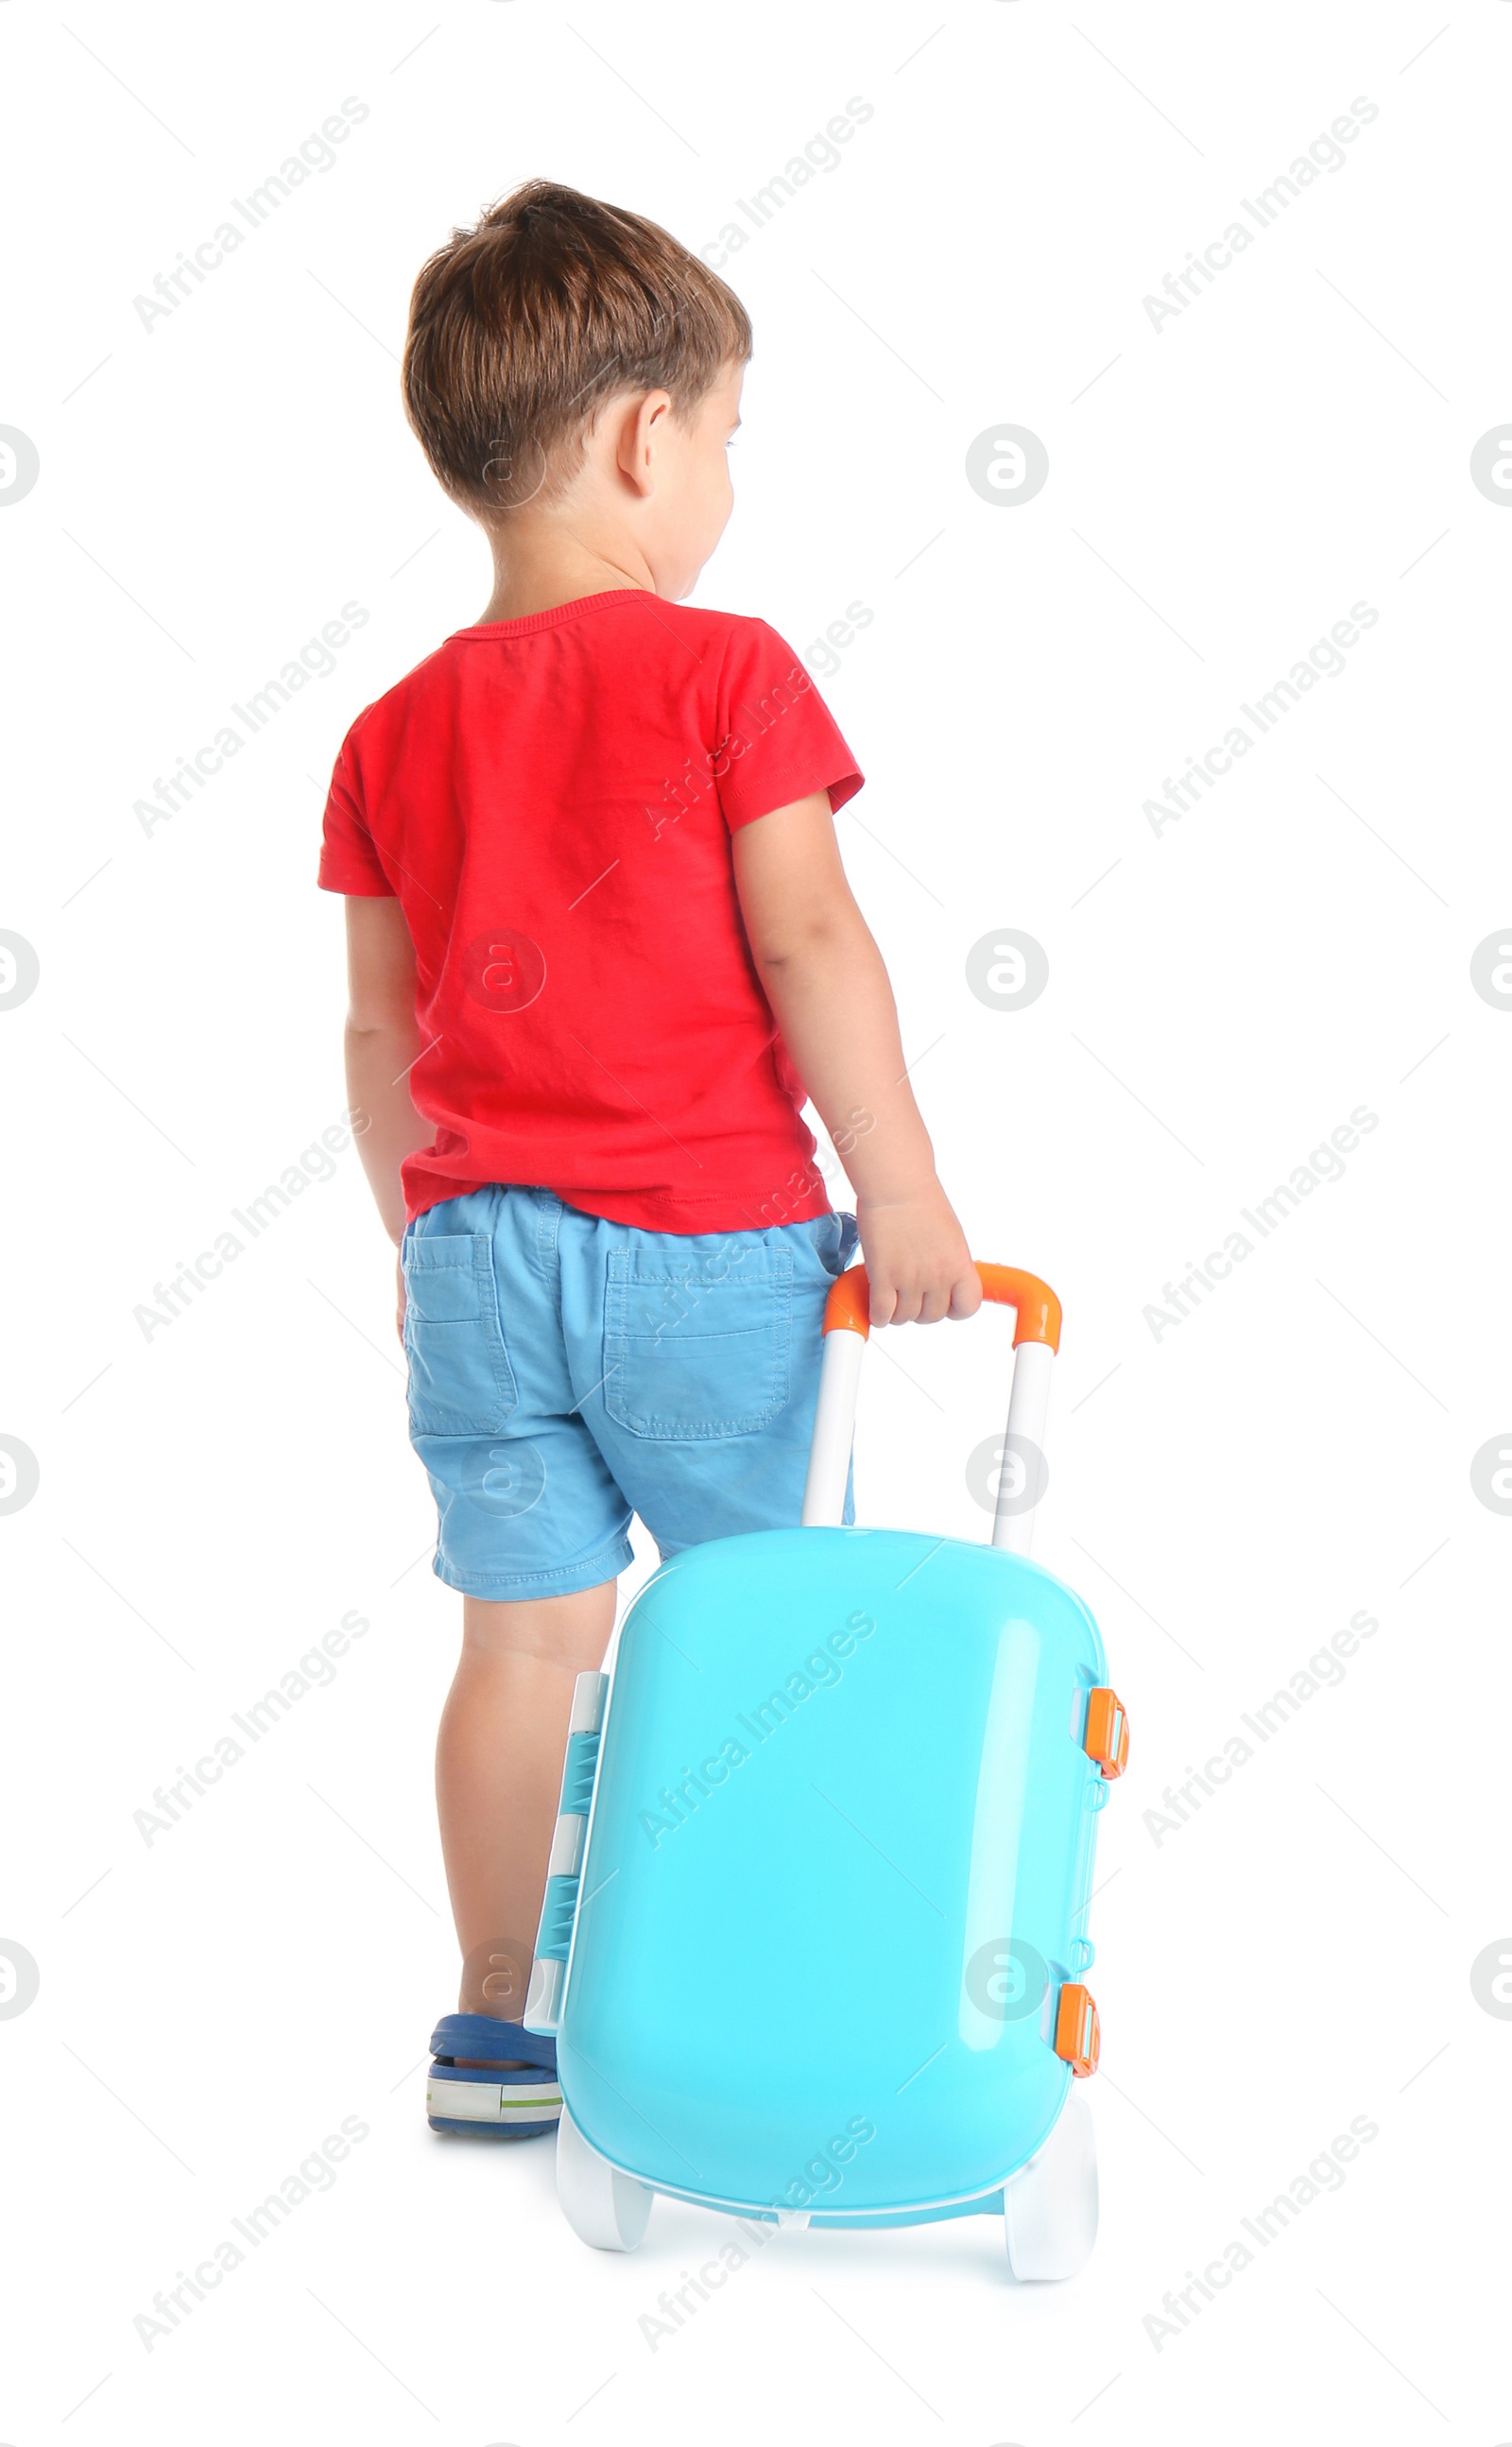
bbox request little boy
[319,181,979,2137]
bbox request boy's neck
[475,509,657,625]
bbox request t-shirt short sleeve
[713,619,864,832]
[318,732,394,895]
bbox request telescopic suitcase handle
[799,1263,1063,1556]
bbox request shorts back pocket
[603,1247,793,1439]
[403,1232,517,1437]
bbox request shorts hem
[429,1538,634,1602]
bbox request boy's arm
[732,793,981,1327]
[343,897,432,1327]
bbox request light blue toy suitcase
[524,1263,1127,2278]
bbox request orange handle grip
[822,1263,1062,1353]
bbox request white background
[3,0,1508,2438]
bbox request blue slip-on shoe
[426,2013,561,2139]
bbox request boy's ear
[616,388,674,495]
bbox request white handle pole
[800,1327,865,1525]
[992,1337,1054,1556]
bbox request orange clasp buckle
[1055,1982,1101,2077]
[1083,1687,1128,1779]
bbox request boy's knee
[460,1583,613,1668]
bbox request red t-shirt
[318,591,864,1231]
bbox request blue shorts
[401,1186,859,1600]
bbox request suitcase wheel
[1004,2090,1098,2281]
[557,2108,654,2251]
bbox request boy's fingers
[868,1257,982,1325]
[950,1270,984,1319]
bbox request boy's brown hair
[402,180,751,516]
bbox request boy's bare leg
[437,1581,617,2062]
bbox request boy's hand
[857,1180,982,1326]
[396,1249,407,1344]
